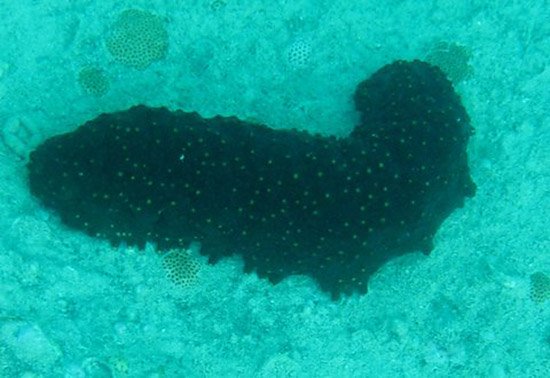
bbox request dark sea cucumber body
[27,60,475,298]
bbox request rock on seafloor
[27,60,476,298]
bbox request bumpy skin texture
[27,60,475,299]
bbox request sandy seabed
[0,1,548,376]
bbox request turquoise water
[0,1,548,377]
